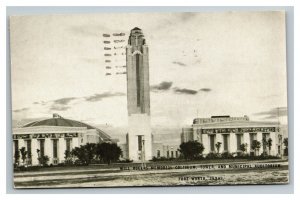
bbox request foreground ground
[14,159,289,188]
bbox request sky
[10,11,288,129]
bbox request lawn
[14,159,289,188]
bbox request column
[243,132,250,154]
[44,138,53,164]
[145,134,152,161]
[72,137,79,149]
[216,134,223,153]
[31,139,39,166]
[257,132,263,155]
[269,132,277,156]
[202,134,209,155]
[229,133,237,154]
[192,129,198,141]
[58,138,66,163]
[197,129,202,143]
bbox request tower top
[132,27,141,31]
[128,27,145,46]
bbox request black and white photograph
[9,11,289,188]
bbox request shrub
[179,141,205,160]
[205,152,219,159]
[221,152,233,159]
[117,159,133,163]
[38,155,49,166]
[235,152,250,159]
[151,156,174,162]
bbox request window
[236,134,242,150]
[157,150,160,158]
[39,139,45,157]
[53,139,58,158]
[262,133,270,152]
[66,138,72,152]
[249,133,257,149]
[176,151,178,158]
[171,151,174,158]
[138,135,143,151]
[14,140,19,155]
[136,54,140,106]
[14,140,19,162]
[210,135,216,152]
[167,151,170,158]
[26,140,32,157]
[223,135,229,151]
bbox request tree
[240,143,248,154]
[96,143,122,164]
[283,137,288,156]
[64,150,71,159]
[179,141,205,160]
[19,147,27,166]
[64,150,73,164]
[85,143,97,162]
[251,140,261,156]
[71,143,97,165]
[215,142,222,154]
[37,155,49,166]
[267,138,273,155]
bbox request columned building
[126,27,152,161]
[181,115,284,156]
[13,114,112,166]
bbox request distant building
[152,143,180,159]
[13,114,112,166]
[181,115,284,156]
[119,135,181,160]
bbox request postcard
[10,11,289,188]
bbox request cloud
[68,25,107,38]
[151,81,173,91]
[33,101,47,105]
[173,87,198,95]
[13,107,29,113]
[199,88,212,92]
[179,13,197,22]
[47,97,78,112]
[172,61,186,67]
[53,97,77,105]
[85,92,125,102]
[254,107,287,119]
[49,105,71,111]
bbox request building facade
[152,143,180,159]
[181,115,284,156]
[13,114,112,166]
[126,27,152,161]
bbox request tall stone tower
[126,27,152,161]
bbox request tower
[126,27,152,161]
